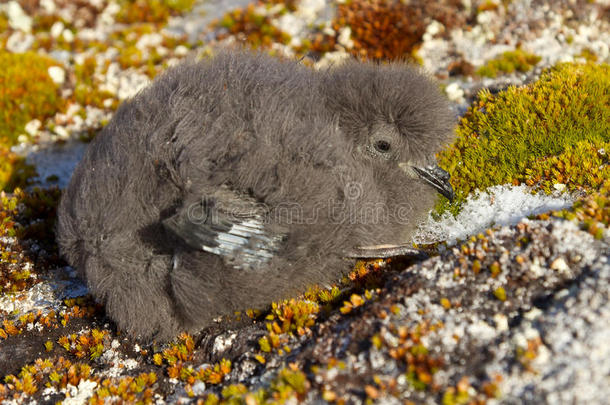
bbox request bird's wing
[162,187,285,270]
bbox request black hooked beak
[412,165,455,202]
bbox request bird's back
[56,51,352,339]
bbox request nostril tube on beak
[412,165,455,202]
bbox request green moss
[0,12,8,34]
[438,62,610,214]
[0,146,37,191]
[1,358,93,398]
[493,287,507,301]
[544,179,610,239]
[477,49,541,78]
[577,48,598,63]
[0,51,65,145]
[214,4,291,48]
[202,367,310,404]
[521,141,609,194]
[117,0,195,25]
[442,388,471,405]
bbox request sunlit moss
[0,357,93,400]
[438,62,610,214]
[477,0,501,12]
[116,0,195,25]
[476,49,541,77]
[262,0,299,12]
[202,365,310,404]
[152,333,231,385]
[0,12,9,34]
[0,51,65,145]
[90,372,158,403]
[546,179,610,239]
[577,47,598,63]
[0,146,37,191]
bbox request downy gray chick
[57,50,455,341]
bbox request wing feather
[163,188,285,270]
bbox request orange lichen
[333,0,466,61]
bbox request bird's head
[321,59,456,201]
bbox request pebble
[48,66,66,85]
[551,257,570,272]
[49,49,72,64]
[50,21,65,38]
[62,29,75,43]
[445,82,465,104]
[5,1,32,32]
[175,45,189,56]
[191,381,206,396]
[54,126,70,138]
[25,119,42,136]
[40,0,56,14]
[337,27,354,49]
[136,33,163,50]
[63,380,98,405]
[6,31,34,53]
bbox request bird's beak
[411,165,455,202]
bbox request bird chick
[57,50,455,341]
[320,59,455,247]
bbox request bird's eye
[374,140,391,153]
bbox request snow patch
[415,184,574,244]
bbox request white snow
[415,184,574,244]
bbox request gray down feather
[56,50,455,341]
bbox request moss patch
[0,147,37,192]
[0,51,65,145]
[438,62,610,214]
[116,0,195,25]
[476,49,541,78]
[0,188,62,295]
[214,4,291,49]
[202,366,310,404]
